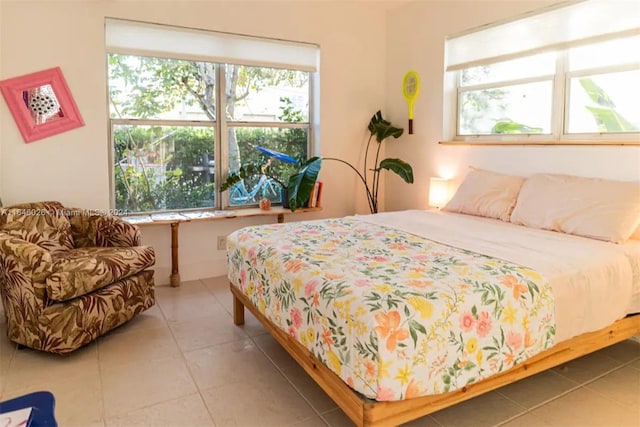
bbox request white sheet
[356,210,636,342]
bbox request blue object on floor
[0,391,57,426]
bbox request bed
[227,172,640,426]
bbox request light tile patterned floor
[0,276,638,426]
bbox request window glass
[458,81,553,135]
[227,127,308,206]
[225,64,309,122]
[460,53,555,87]
[108,54,216,121]
[567,70,640,133]
[113,125,215,212]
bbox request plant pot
[280,187,290,209]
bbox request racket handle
[408,119,413,135]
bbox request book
[315,181,323,207]
[0,407,33,427]
[309,182,320,208]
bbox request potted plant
[322,110,413,213]
[221,110,412,213]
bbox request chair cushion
[1,210,74,252]
[46,245,155,301]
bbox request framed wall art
[0,67,84,143]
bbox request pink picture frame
[0,67,84,143]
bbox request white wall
[0,0,391,283]
[385,0,640,212]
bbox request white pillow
[442,167,525,221]
[510,174,640,243]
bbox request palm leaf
[378,158,414,183]
[287,157,322,211]
[368,110,404,142]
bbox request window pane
[108,54,216,120]
[459,81,552,135]
[567,70,640,134]
[460,53,555,87]
[114,125,215,213]
[569,36,640,71]
[225,64,309,122]
[227,127,308,206]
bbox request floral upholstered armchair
[0,201,155,354]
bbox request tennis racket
[402,70,420,134]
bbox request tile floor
[0,276,638,426]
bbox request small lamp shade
[429,177,450,208]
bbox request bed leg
[233,294,245,325]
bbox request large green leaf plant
[323,110,413,213]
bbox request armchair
[0,201,155,354]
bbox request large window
[106,19,317,213]
[445,1,640,142]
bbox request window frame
[449,41,640,144]
[107,54,315,214]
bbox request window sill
[123,206,322,226]
[439,140,640,146]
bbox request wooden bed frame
[231,284,640,426]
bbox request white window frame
[105,20,318,213]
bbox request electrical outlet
[217,236,227,251]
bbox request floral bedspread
[227,217,555,401]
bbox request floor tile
[497,370,578,409]
[585,365,640,409]
[526,386,639,426]
[101,355,198,418]
[201,276,228,293]
[105,393,214,427]
[98,325,180,366]
[429,391,527,427]
[238,310,269,336]
[498,411,554,427]
[4,342,98,390]
[282,364,338,414]
[201,368,316,426]
[169,311,247,353]
[320,408,354,427]
[253,333,298,371]
[108,305,168,336]
[184,338,277,391]
[401,414,442,426]
[596,339,640,364]
[157,286,226,323]
[552,350,622,384]
[292,417,328,427]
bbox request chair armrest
[0,232,53,311]
[69,213,141,248]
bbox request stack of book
[306,181,323,208]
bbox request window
[106,19,318,213]
[445,0,640,142]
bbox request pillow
[1,210,75,252]
[510,174,640,243]
[442,167,525,221]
